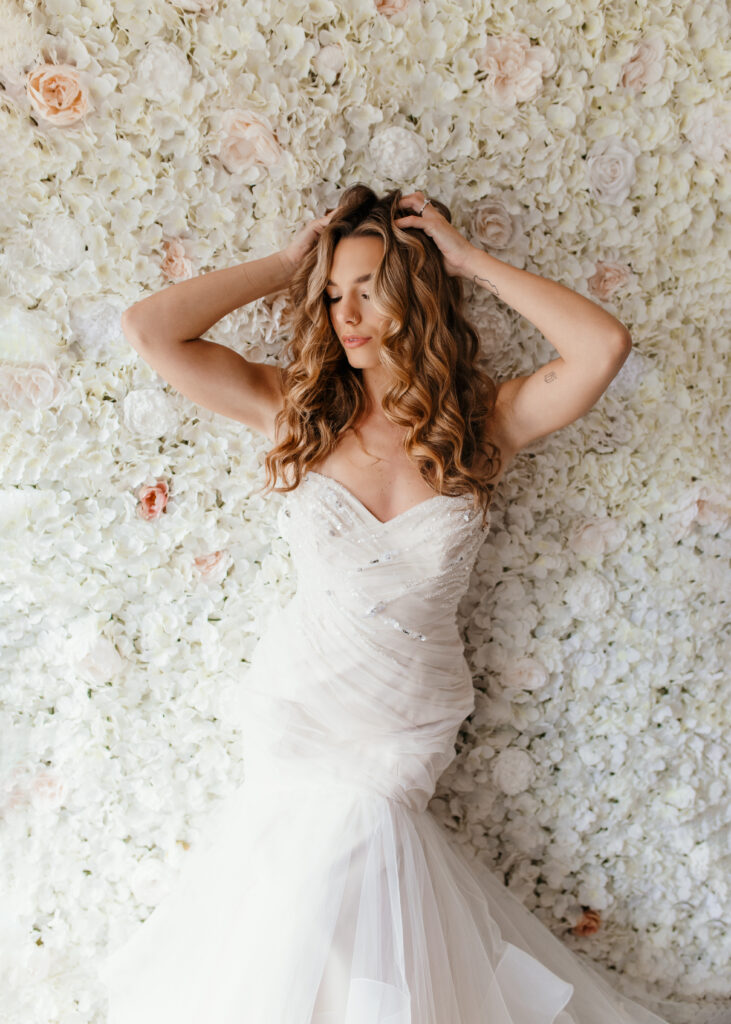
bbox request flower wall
[0,0,729,1022]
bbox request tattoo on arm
[544,371,558,383]
[471,274,499,298]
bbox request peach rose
[573,908,601,936]
[219,109,282,174]
[621,36,665,93]
[587,261,633,301]
[194,550,229,581]
[137,480,169,520]
[161,238,195,283]
[26,62,89,126]
[0,362,65,411]
[475,32,556,110]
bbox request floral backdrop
[0,0,729,1021]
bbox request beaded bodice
[239,469,491,812]
[278,470,489,646]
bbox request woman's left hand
[394,192,476,278]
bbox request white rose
[501,656,549,691]
[492,747,535,795]
[0,362,66,411]
[122,387,181,436]
[585,135,641,206]
[369,125,427,182]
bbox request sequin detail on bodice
[239,470,491,812]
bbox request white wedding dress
[99,469,672,1024]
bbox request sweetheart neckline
[305,470,473,527]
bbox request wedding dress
[99,469,672,1024]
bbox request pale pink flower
[161,238,195,283]
[475,32,556,110]
[375,0,411,15]
[219,109,282,174]
[621,36,665,93]
[587,261,633,301]
[568,516,628,557]
[194,550,229,581]
[29,771,66,811]
[0,362,65,411]
[137,480,169,520]
[26,62,89,126]
[471,198,515,249]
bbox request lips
[343,336,371,347]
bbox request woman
[100,185,668,1024]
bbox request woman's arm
[462,247,632,454]
[122,250,294,345]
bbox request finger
[394,216,421,228]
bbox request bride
[100,185,670,1024]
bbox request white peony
[369,125,427,182]
[585,135,641,206]
[122,387,181,436]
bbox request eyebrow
[326,273,373,287]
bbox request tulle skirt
[98,755,671,1024]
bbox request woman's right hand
[280,209,337,270]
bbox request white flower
[369,125,427,182]
[585,135,641,206]
[568,516,628,558]
[492,748,535,795]
[313,44,345,84]
[501,656,549,691]
[564,571,614,620]
[683,100,731,167]
[122,387,181,436]
[31,213,86,273]
[77,636,125,684]
[136,39,192,105]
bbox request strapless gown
[99,469,672,1024]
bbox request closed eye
[327,295,369,303]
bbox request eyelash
[328,294,369,303]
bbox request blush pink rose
[475,32,556,110]
[471,198,515,249]
[137,480,169,520]
[161,238,195,282]
[587,261,633,301]
[219,109,282,173]
[0,362,65,411]
[621,36,665,92]
[26,63,90,126]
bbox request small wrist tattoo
[471,274,499,298]
[544,371,558,383]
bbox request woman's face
[325,235,389,365]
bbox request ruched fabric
[99,471,671,1024]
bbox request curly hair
[261,183,502,526]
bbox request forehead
[327,235,383,286]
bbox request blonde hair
[261,183,502,526]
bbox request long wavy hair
[261,183,502,526]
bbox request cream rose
[568,516,628,558]
[501,656,549,691]
[470,198,515,249]
[122,388,180,436]
[492,748,535,795]
[585,135,641,206]
[369,125,427,182]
